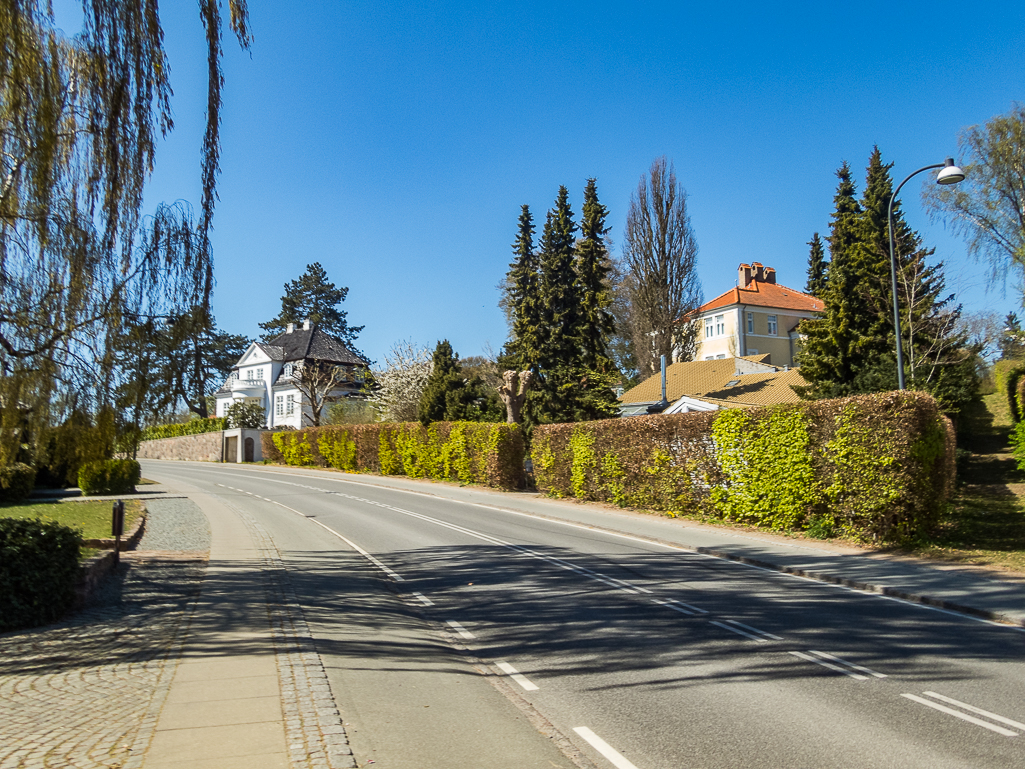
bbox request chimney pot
[303,319,311,331]
[738,263,753,287]
[286,322,294,334]
[764,267,776,284]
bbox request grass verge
[0,499,144,542]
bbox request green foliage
[805,232,828,296]
[1004,365,1025,423]
[0,517,82,631]
[35,408,116,488]
[142,417,227,441]
[259,262,364,353]
[77,460,141,495]
[1009,420,1025,472]
[264,422,525,490]
[533,391,953,543]
[224,400,265,428]
[0,463,36,502]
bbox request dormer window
[283,363,294,378]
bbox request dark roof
[264,325,366,366]
[255,343,284,361]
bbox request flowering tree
[369,341,432,422]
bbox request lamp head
[937,157,966,185]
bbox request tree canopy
[260,262,364,351]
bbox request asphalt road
[142,460,1025,769]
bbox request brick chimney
[751,262,765,282]
[763,266,776,284]
[738,263,753,287]
[303,318,311,331]
[286,322,294,333]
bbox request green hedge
[262,422,525,490]
[532,391,954,544]
[141,417,226,441]
[0,518,82,630]
[1003,364,1025,423]
[0,463,36,502]
[78,459,141,495]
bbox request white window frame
[704,317,714,339]
[275,395,284,417]
[748,348,758,355]
[767,315,778,336]
[715,314,725,336]
[286,394,295,415]
[747,312,754,333]
[716,354,726,360]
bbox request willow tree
[0,1,251,464]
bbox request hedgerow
[263,422,524,489]
[78,459,141,495]
[141,417,226,441]
[0,518,82,630]
[532,391,954,543]
[0,463,36,502]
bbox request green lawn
[0,499,143,541]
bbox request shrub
[224,401,265,429]
[532,391,953,544]
[1004,364,1025,423]
[0,518,82,631]
[78,459,141,495]
[141,417,226,442]
[264,422,525,490]
[0,463,36,502]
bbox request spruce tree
[805,233,828,296]
[505,205,542,371]
[418,340,460,425]
[418,340,503,425]
[576,178,616,370]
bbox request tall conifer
[576,179,616,370]
[805,233,828,296]
[506,205,541,371]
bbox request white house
[214,320,369,428]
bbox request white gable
[236,342,271,368]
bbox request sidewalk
[236,464,1025,629]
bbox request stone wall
[136,431,223,462]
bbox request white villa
[214,320,369,429]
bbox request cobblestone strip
[226,501,356,769]
[0,559,205,769]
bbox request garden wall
[135,431,224,462]
[532,391,955,543]
[262,422,525,490]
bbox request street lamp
[888,157,966,389]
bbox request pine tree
[805,233,828,296]
[537,186,579,370]
[418,340,460,425]
[418,340,503,425]
[576,179,616,370]
[260,263,364,350]
[505,205,541,371]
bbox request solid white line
[446,620,475,639]
[902,694,1019,736]
[922,692,1025,731]
[722,619,783,641]
[789,651,868,680]
[573,727,640,769]
[496,661,539,691]
[710,620,768,643]
[808,650,886,678]
[412,591,434,606]
[653,599,697,616]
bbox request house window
[704,356,714,361]
[715,314,725,336]
[704,317,714,339]
[716,354,726,359]
[748,348,758,355]
[230,371,238,381]
[255,367,264,380]
[747,312,754,333]
[286,394,295,415]
[275,395,284,417]
[767,315,778,335]
[283,363,293,378]
[246,368,253,381]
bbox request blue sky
[60,1,1025,362]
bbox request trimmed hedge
[0,463,36,502]
[532,391,955,544]
[0,518,82,630]
[78,459,141,495]
[262,422,525,490]
[141,417,226,441]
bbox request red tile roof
[699,281,823,314]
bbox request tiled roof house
[693,262,823,367]
[214,320,368,428]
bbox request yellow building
[693,262,823,367]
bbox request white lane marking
[710,620,769,643]
[412,591,434,606]
[215,483,405,582]
[808,650,886,678]
[902,693,1019,737]
[789,651,868,680]
[573,727,640,769]
[446,620,475,639]
[653,599,697,616]
[722,619,783,641]
[922,692,1025,731]
[496,661,539,691]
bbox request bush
[224,401,265,429]
[141,417,226,442]
[532,391,954,544]
[78,459,141,495]
[0,517,82,630]
[0,463,36,502]
[264,422,525,490]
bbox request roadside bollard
[112,499,125,566]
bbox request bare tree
[621,157,702,379]
[292,362,347,427]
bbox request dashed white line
[496,661,539,691]
[808,650,885,678]
[446,620,475,639]
[710,620,770,643]
[721,619,783,641]
[902,693,1020,737]
[789,651,868,680]
[573,727,640,769]
[921,692,1025,732]
[412,591,434,606]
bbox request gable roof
[699,281,823,314]
[619,356,806,408]
[264,326,366,366]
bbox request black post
[112,499,125,566]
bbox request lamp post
[888,157,965,389]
